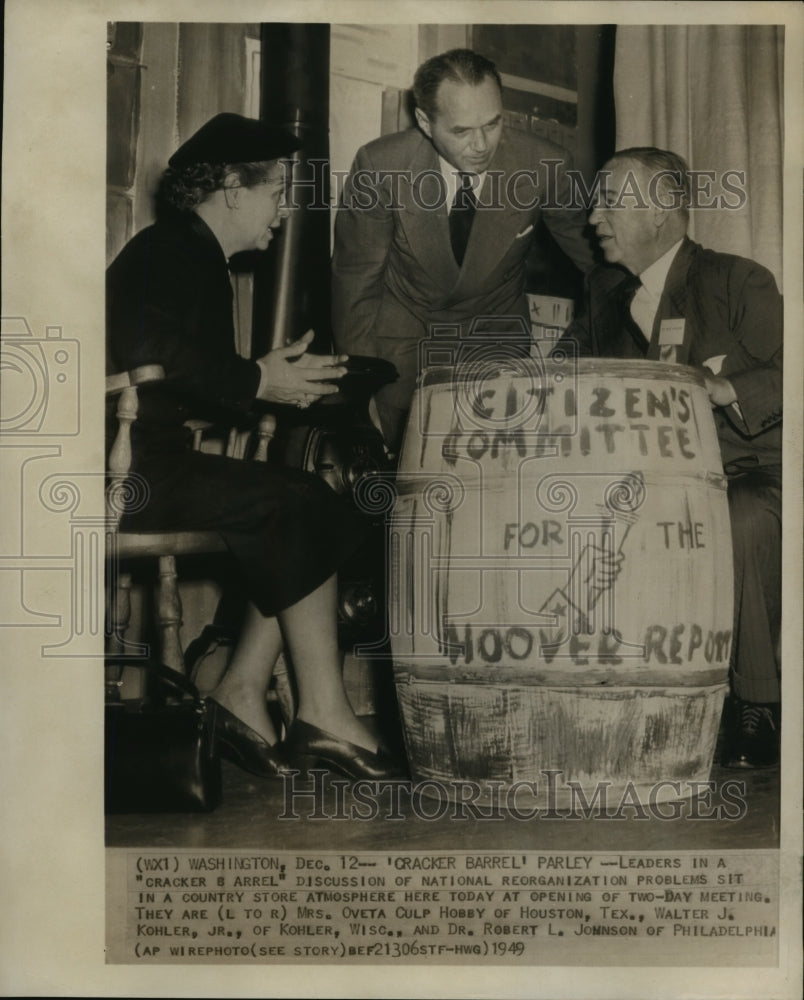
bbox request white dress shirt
[439,156,486,212]
[631,239,683,339]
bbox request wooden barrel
[390,358,732,806]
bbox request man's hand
[256,330,348,408]
[702,370,738,407]
[581,541,625,612]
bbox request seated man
[557,146,782,769]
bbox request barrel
[389,357,732,807]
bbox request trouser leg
[727,468,782,703]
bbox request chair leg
[156,555,186,674]
[106,569,133,652]
[105,568,136,699]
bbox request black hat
[168,113,301,168]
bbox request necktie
[449,172,477,266]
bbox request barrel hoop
[392,664,730,689]
[392,468,729,496]
[419,358,707,389]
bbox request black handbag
[104,662,221,813]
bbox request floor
[106,717,780,852]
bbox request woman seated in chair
[107,113,402,781]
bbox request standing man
[558,146,783,769]
[332,48,595,452]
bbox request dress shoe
[207,699,292,778]
[283,719,407,780]
[724,698,780,769]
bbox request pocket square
[515,224,534,239]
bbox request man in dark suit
[558,146,783,769]
[332,48,595,452]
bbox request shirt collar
[439,156,486,207]
[637,239,683,297]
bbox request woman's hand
[256,330,348,408]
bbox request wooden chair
[105,364,294,721]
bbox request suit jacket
[331,126,594,413]
[558,237,783,472]
[106,209,367,617]
[107,209,261,450]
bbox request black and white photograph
[1,1,802,997]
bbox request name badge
[659,318,685,345]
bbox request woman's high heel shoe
[208,699,292,778]
[283,719,407,780]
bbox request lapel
[452,133,528,296]
[583,268,646,358]
[648,237,697,361]
[610,273,648,356]
[397,134,460,294]
[397,129,530,301]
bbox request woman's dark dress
[106,209,365,616]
